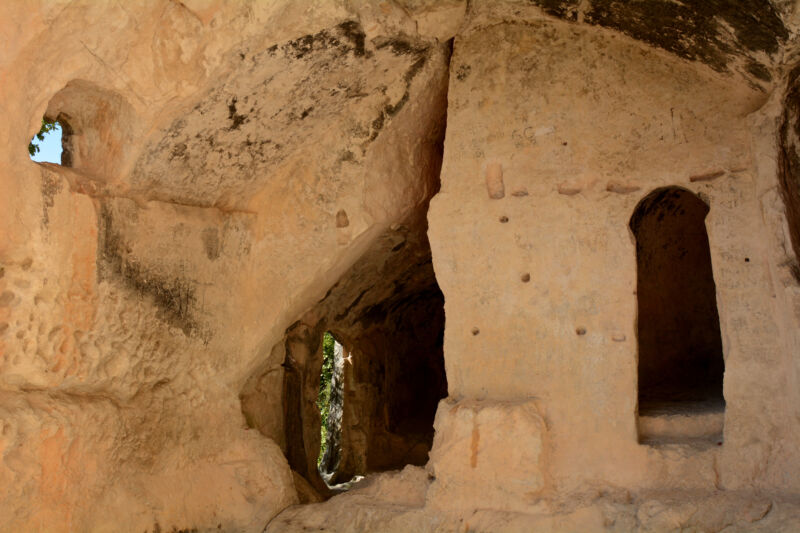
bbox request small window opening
[28,117,64,164]
[630,187,725,445]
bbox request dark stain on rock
[384,89,409,117]
[372,114,385,133]
[97,203,199,336]
[279,21,368,61]
[284,33,319,60]
[280,23,366,61]
[583,0,787,80]
[528,0,580,20]
[40,171,63,227]
[404,56,427,83]
[375,37,426,57]
[201,227,221,260]
[150,526,198,533]
[227,97,247,130]
[455,64,471,81]
[746,59,772,81]
[338,20,366,57]
[366,53,428,142]
[171,142,187,159]
[132,19,429,202]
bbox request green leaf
[28,117,58,159]
[317,331,337,468]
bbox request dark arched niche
[630,187,725,411]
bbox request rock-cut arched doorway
[630,186,725,444]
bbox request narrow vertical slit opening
[317,332,346,486]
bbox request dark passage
[319,251,447,487]
[250,213,448,498]
[630,187,725,409]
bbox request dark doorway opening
[328,272,447,484]
[630,187,725,443]
[242,213,448,499]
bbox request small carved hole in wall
[28,117,64,164]
[471,327,480,335]
[630,186,725,446]
[499,216,509,223]
[521,273,530,282]
[335,210,349,228]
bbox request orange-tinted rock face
[2,1,800,532]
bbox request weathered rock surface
[1,1,451,530]
[2,0,800,531]
[426,399,546,514]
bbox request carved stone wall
[1,1,800,532]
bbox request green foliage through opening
[28,117,59,157]
[317,331,335,467]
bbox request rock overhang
[513,0,791,89]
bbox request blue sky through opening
[30,123,63,164]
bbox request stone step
[638,401,725,444]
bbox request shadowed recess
[630,187,725,408]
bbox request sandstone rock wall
[0,1,453,530]
[2,1,800,532]
[428,4,800,497]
